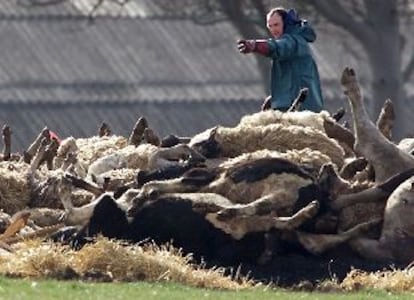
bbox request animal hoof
[340,67,357,87]
[307,200,320,215]
[332,107,346,122]
[216,208,238,221]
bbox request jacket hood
[285,21,316,43]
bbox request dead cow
[57,150,381,265]
[340,67,414,182]
[127,156,377,254]
[58,156,327,264]
[67,192,301,265]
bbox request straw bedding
[0,238,253,290]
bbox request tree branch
[307,0,373,45]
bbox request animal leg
[376,98,394,140]
[256,231,282,265]
[348,237,393,262]
[129,173,212,217]
[59,176,98,226]
[54,137,78,169]
[331,107,346,122]
[143,128,160,146]
[207,201,319,242]
[295,217,382,254]
[138,167,216,198]
[25,127,50,163]
[160,134,191,148]
[64,173,104,196]
[98,122,111,137]
[43,139,59,170]
[216,194,320,232]
[272,200,320,231]
[148,144,205,169]
[341,67,414,182]
[215,195,276,220]
[340,157,368,180]
[30,137,48,171]
[128,117,148,146]
[331,168,414,211]
[287,87,308,112]
[2,125,11,161]
[323,118,355,152]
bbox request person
[237,7,324,112]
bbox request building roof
[0,4,268,104]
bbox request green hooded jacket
[266,22,324,112]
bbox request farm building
[0,1,360,151]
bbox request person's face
[267,13,284,38]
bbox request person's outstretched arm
[237,39,270,56]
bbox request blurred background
[0,0,413,151]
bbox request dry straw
[341,266,414,292]
[0,161,33,214]
[0,237,254,290]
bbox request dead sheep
[217,148,332,178]
[238,110,355,156]
[0,161,47,214]
[86,143,205,185]
[0,136,99,215]
[189,123,345,168]
[53,135,130,177]
[239,109,332,132]
[84,144,157,183]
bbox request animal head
[189,127,222,158]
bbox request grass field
[0,276,413,300]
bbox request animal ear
[208,126,218,141]
[209,126,218,140]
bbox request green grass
[0,277,413,300]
